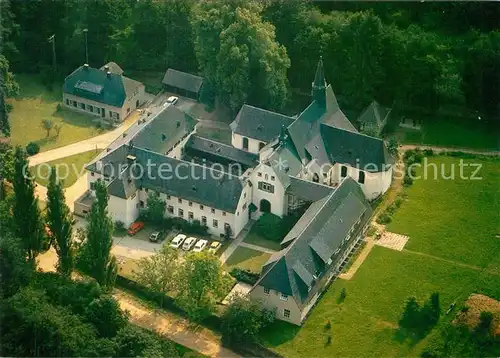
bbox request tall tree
[12,147,47,266]
[175,251,224,321]
[79,179,115,289]
[134,244,178,307]
[0,234,32,298]
[0,55,20,136]
[46,167,75,278]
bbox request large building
[63,62,145,123]
[76,58,394,323]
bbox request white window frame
[283,309,291,318]
[279,292,288,301]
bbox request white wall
[249,164,286,217]
[231,133,266,154]
[108,193,139,227]
[327,163,393,200]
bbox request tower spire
[312,56,326,109]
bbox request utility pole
[48,34,56,73]
[83,28,89,64]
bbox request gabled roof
[286,177,333,202]
[254,177,372,308]
[63,64,142,108]
[265,135,303,188]
[185,135,258,168]
[162,69,204,94]
[357,101,391,132]
[89,145,244,213]
[132,106,197,155]
[320,123,394,171]
[230,104,295,142]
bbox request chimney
[104,65,110,72]
[83,63,89,70]
[107,71,111,78]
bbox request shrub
[56,103,63,112]
[229,268,260,285]
[377,212,392,224]
[26,142,40,156]
[114,221,125,231]
[403,173,414,186]
[423,149,434,156]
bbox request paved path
[400,144,500,156]
[239,242,277,254]
[219,221,254,264]
[339,238,375,281]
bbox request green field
[7,75,107,152]
[262,155,500,356]
[224,246,271,273]
[388,156,500,271]
[399,118,499,150]
[31,150,99,188]
[243,230,282,251]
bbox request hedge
[229,268,260,285]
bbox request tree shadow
[260,320,300,346]
[392,327,430,347]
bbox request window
[91,172,95,177]
[95,107,100,114]
[264,288,270,295]
[201,216,207,225]
[243,203,247,210]
[244,192,246,199]
[73,101,77,107]
[279,293,288,301]
[90,182,96,190]
[188,211,194,220]
[167,195,171,200]
[213,219,218,228]
[283,309,291,318]
[265,174,268,180]
[258,182,275,193]
[188,201,193,207]
[200,205,204,210]
[259,142,265,150]
[178,198,182,204]
[341,166,348,177]
[222,211,226,216]
[242,137,249,150]
[79,102,85,109]
[66,99,70,105]
[178,208,184,217]
[167,205,174,214]
[257,172,262,177]
[211,208,215,214]
[271,176,275,181]
[87,104,93,112]
[358,171,365,184]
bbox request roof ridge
[321,121,385,143]
[243,104,293,120]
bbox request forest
[1,0,499,131]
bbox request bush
[114,221,125,231]
[56,103,63,112]
[403,173,414,186]
[229,268,260,285]
[423,149,434,156]
[25,142,40,156]
[377,212,392,224]
[253,207,307,242]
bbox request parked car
[182,237,197,251]
[149,231,164,243]
[193,239,208,252]
[170,234,186,248]
[127,221,145,236]
[165,96,178,105]
[208,241,222,254]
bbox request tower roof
[313,56,326,89]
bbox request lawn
[7,74,108,152]
[262,246,500,357]
[31,150,99,188]
[224,246,271,273]
[195,125,232,145]
[387,155,500,271]
[243,230,281,251]
[398,118,499,150]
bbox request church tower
[311,56,327,109]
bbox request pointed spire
[312,56,327,109]
[313,56,326,89]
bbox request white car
[193,239,208,253]
[182,237,197,251]
[170,234,186,249]
[208,241,222,254]
[165,96,178,106]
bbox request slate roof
[264,135,303,188]
[162,69,204,94]
[254,177,372,309]
[357,101,391,133]
[132,106,197,155]
[100,62,124,75]
[64,64,142,108]
[320,123,394,171]
[230,104,295,142]
[89,145,244,213]
[185,135,258,167]
[286,177,333,202]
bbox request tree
[84,296,128,338]
[54,124,62,138]
[46,167,75,278]
[145,192,166,226]
[0,235,32,298]
[387,138,399,157]
[221,293,274,346]
[78,179,115,289]
[175,251,224,321]
[41,119,53,137]
[134,243,179,307]
[0,55,19,136]
[114,325,166,358]
[224,223,233,240]
[12,146,47,266]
